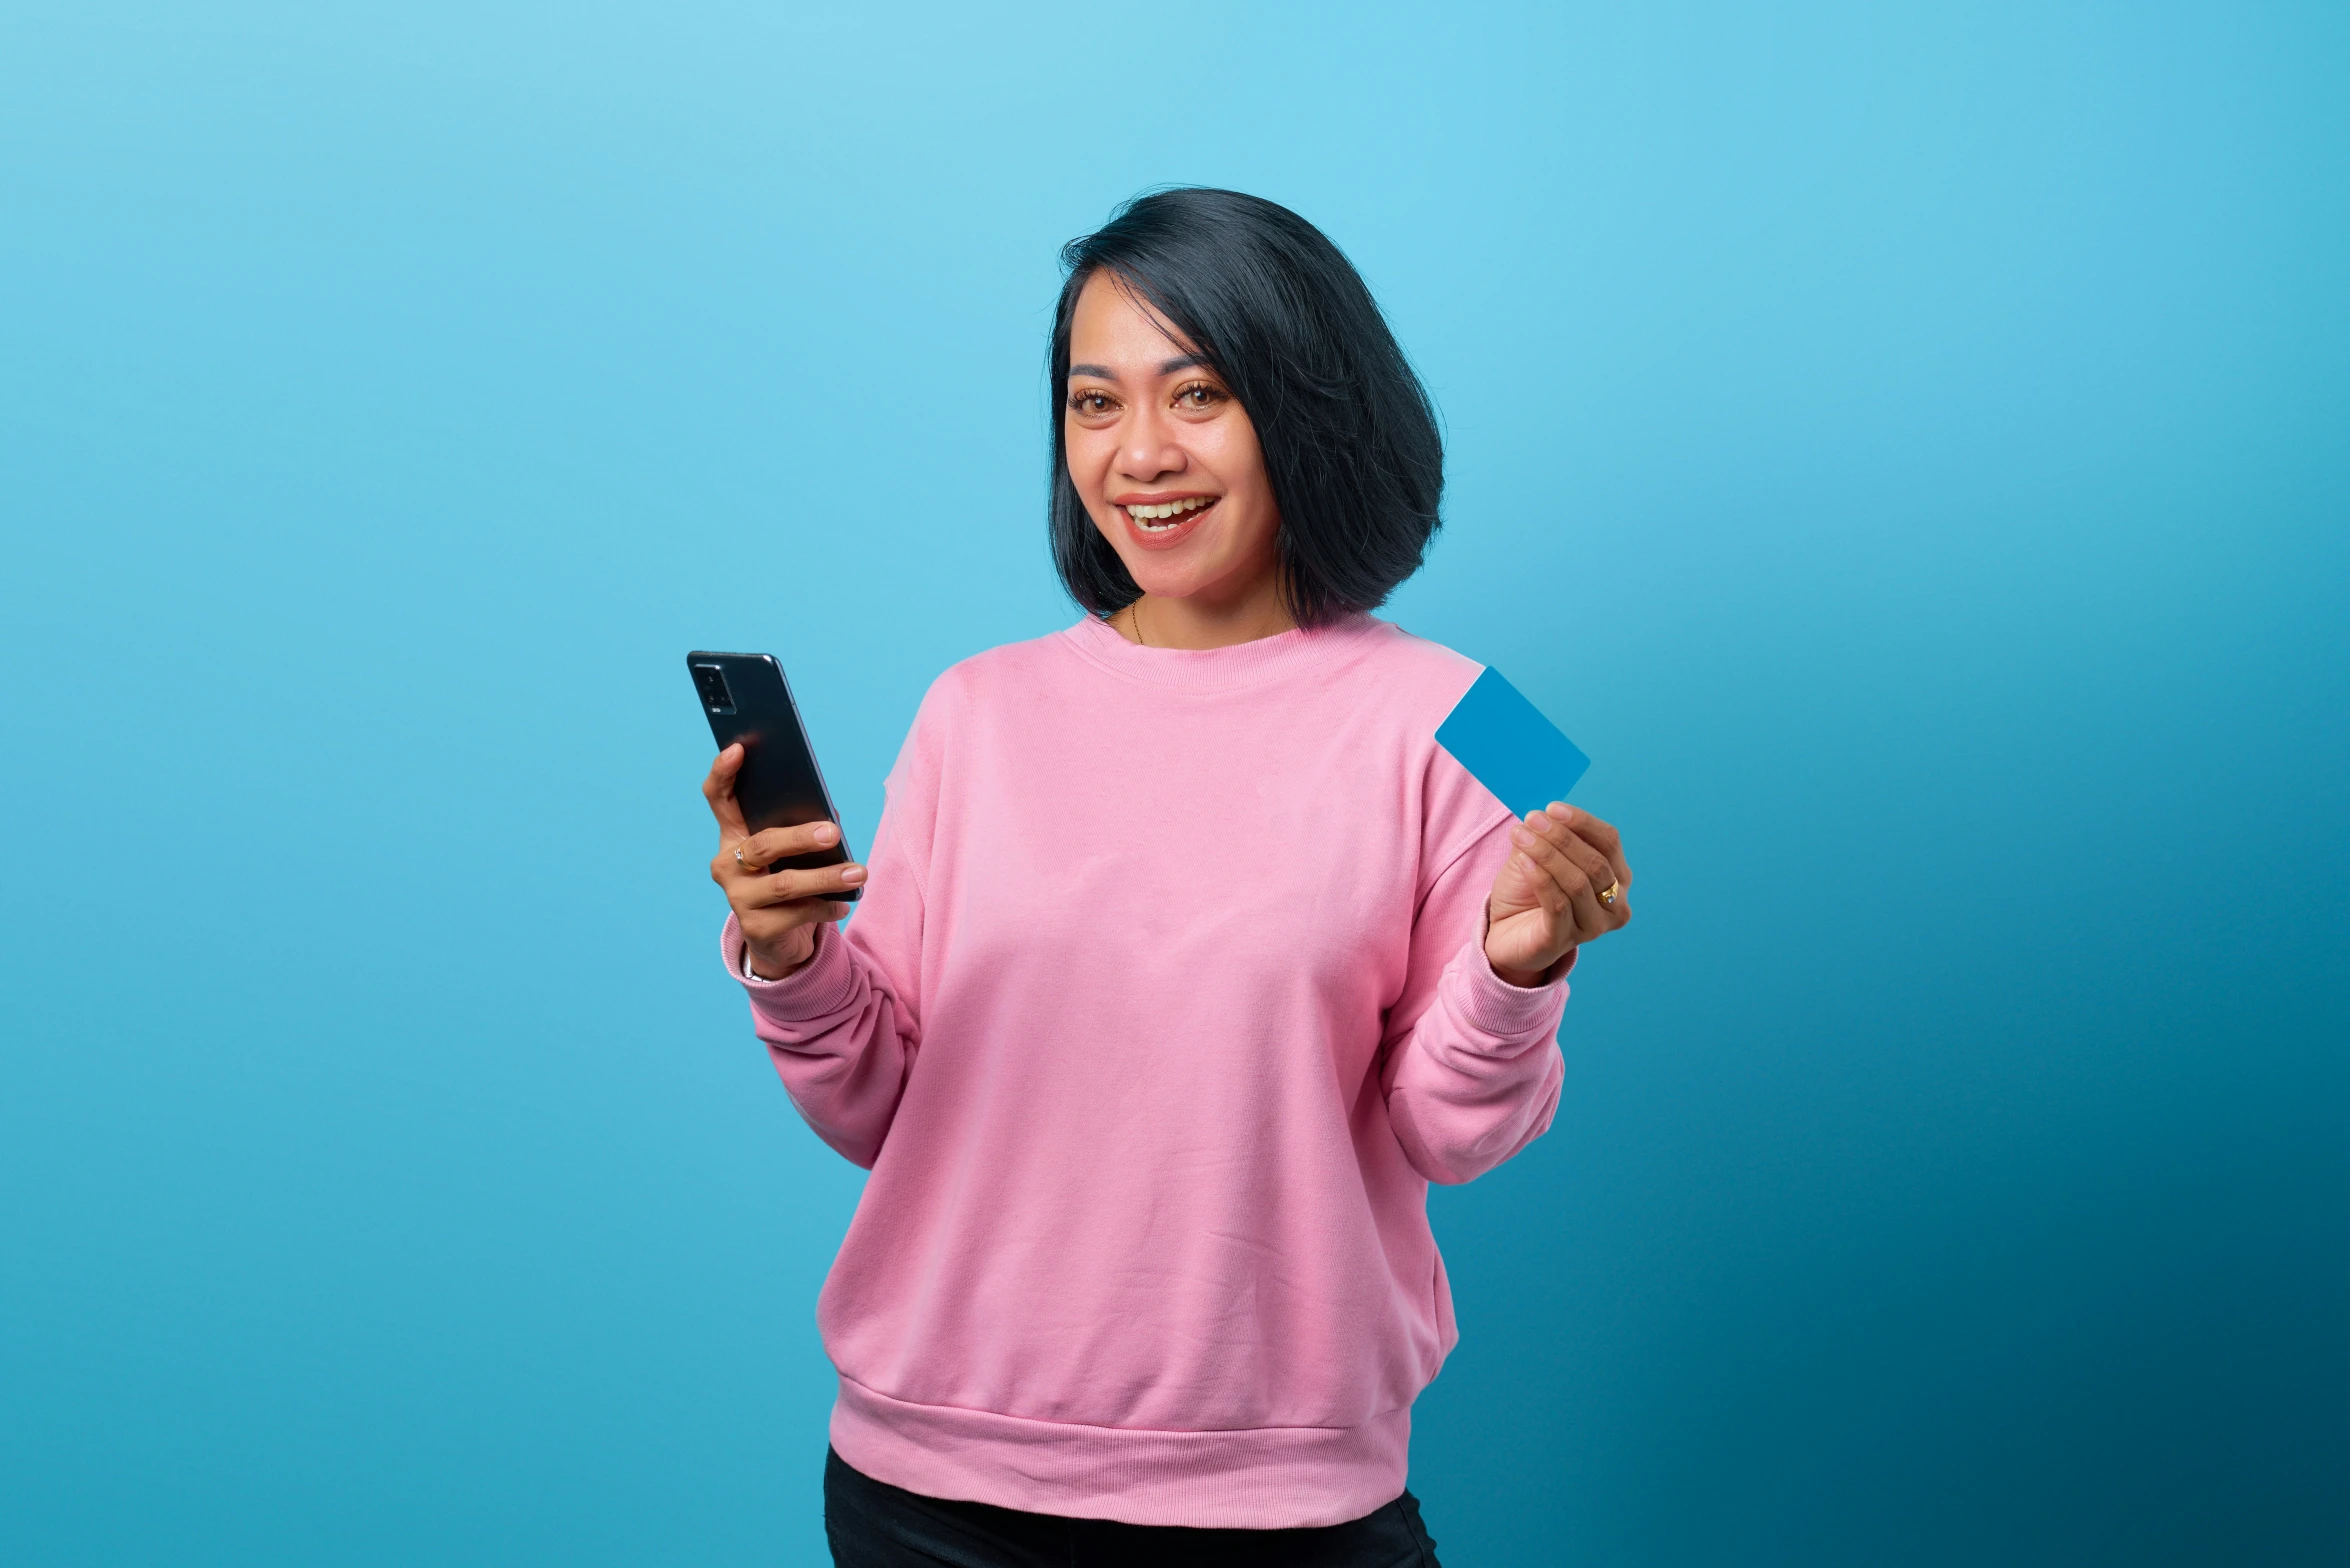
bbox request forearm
[1384,935,1571,1185]
[726,914,917,1168]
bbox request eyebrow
[1066,354,1213,382]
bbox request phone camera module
[693,664,736,714]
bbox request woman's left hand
[1484,803,1633,987]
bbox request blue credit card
[1435,667,1590,819]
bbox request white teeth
[1126,496,1213,522]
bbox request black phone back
[686,651,860,900]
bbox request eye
[1067,389,1119,417]
[1173,380,1226,410]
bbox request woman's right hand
[702,743,867,979]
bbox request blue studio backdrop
[3,4,2343,1564]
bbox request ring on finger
[733,845,751,871]
[1597,878,1621,907]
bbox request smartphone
[686,651,860,901]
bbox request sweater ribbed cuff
[721,913,861,1020]
[1449,937,1575,1041]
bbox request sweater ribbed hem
[827,1374,1412,1530]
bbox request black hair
[1048,188,1444,628]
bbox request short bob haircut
[1048,188,1444,629]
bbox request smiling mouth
[1121,495,1217,532]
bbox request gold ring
[734,845,750,870]
[1597,878,1620,906]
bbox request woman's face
[1063,270,1281,608]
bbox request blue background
[4,4,2344,1562]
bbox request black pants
[824,1448,1443,1568]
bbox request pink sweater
[722,613,1571,1528]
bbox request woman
[700,189,1633,1566]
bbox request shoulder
[892,621,1096,763]
[915,623,1091,715]
[1351,617,1484,701]
[1325,618,1487,738]
[1345,621,1518,865]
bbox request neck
[1124,574,1298,651]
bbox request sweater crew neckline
[1062,609,1387,692]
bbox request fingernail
[812,823,838,845]
[840,864,866,885]
[1554,804,1576,821]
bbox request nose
[1118,399,1187,484]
